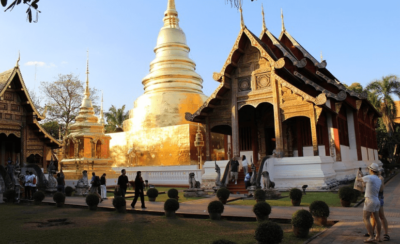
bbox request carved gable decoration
[256,74,271,89]
[4,92,13,101]
[238,76,251,91]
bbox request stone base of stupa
[61,158,119,180]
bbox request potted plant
[4,190,16,204]
[212,239,236,244]
[86,193,100,211]
[217,188,230,204]
[253,201,271,222]
[291,209,314,238]
[352,189,361,203]
[255,221,283,244]
[338,186,354,207]
[289,188,303,206]
[53,192,66,208]
[113,196,126,213]
[147,188,159,202]
[254,189,266,202]
[65,186,74,197]
[164,198,179,218]
[309,201,330,226]
[33,191,45,205]
[208,200,224,220]
[167,188,179,201]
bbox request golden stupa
[110,0,225,167]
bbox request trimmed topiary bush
[309,201,330,217]
[289,188,303,201]
[212,239,236,244]
[113,196,126,213]
[253,201,272,221]
[164,198,179,218]
[167,188,179,199]
[147,188,159,201]
[292,209,313,237]
[338,186,355,202]
[255,221,283,244]
[65,186,74,196]
[4,190,16,203]
[217,188,230,204]
[352,189,361,203]
[33,191,45,205]
[208,200,224,220]
[254,189,266,202]
[53,192,65,207]
[86,194,100,210]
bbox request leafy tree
[105,105,129,133]
[41,121,61,139]
[40,73,99,135]
[1,0,40,23]
[346,82,364,93]
[366,75,400,136]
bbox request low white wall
[303,146,313,156]
[318,145,326,156]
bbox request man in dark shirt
[100,173,107,200]
[117,169,129,198]
[56,167,65,193]
[230,157,239,185]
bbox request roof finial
[85,50,90,97]
[281,9,286,32]
[15,51,20,67]
[320,51,324,62]
[262,4,266,32]
[240,2,245,29]
[164,0,179,29]
[99,91,105,125]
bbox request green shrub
[212,239,236,244]
[253,201,271,218]
[309,201,330,217]
[52,192,65,203]
[113,196,126,208]
[217,188,230,201]
[86,194,100,207]
[65,186,74,196]
[167,188,179,199]
[353,189,361,201]
[292,210,314,229]
[33,191,45,202]
[114,188,122,197]
[147,188,159,198]
[338,186,355,202]
[289,188,303,201]
[254,189,266,201]
[4,190,16,203]
[208,200,224,214]
[255,221,283,244]
[164,198,179,212]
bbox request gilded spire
[85,50,90,98]
[320,52,324,62]
[281,9,286,32]
[240,5,245,29]
[99,91,105,125]
[163,0,179,29]
[262,4,266,32]
[15,51,20,67]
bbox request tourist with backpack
[90,172,103,203]
[29,171,37,198]
[24,170,31,199]
[56,167,65,193]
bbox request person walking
[244,172,251,189]
[56,167,65,193]
[117,169,129,198]
[370,171,390,241]
[130,171,146,209]
[242,155,249,176]
[90,172,103,203]
[230,157,239,185]
[358,163,382,243]
[29,171,37,198]
[100,173,107,200]
[24,171,31,199]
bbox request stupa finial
[240,4,245,29]
[262,4,266,32]
[320,51,324,62]
[15,51,20,67]
[85,50,90,97]
[164,0,179,29]
[281,9,286,32]
[99,91,105,125]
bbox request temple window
[338,106,349,146]
[239,127,252,151]
[69,141,74,159]
[96,141,102,158]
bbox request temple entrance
[210,125,231,161]
[26,154,43,164]
[0,133,21,166]
[282,116,316,157]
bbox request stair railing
[220,160,231,187]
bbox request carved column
[310,107,318,156]
[257,120,266,159]
[296,118,303,156]
[354,108,362,161]
[74,139,79,158]
[231,78,240,158]
[271,68,283,156]
[205,117,211,161]
[251,111,258,165]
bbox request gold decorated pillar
[271,68,283,156]
[205,117,211,161]
[310,107,319,156]
[231,77,240,158]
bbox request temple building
[187,8,382,189]
[0,58,62,169]
[60,58,118,180]
[109,0,227,171]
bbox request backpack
[93,176,100,187]
[32,177,37,185]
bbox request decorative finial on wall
[281,9,286,32]
[15,51,20,67]
[240,4,245,29]
[320,51,324,62]
[262,4,266,32]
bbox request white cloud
[61,61,68,65]
[24,61,57,68]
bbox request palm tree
[105,105,129,132]
[366,75,400,136]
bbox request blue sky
[0,0,399,111]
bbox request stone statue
[188,172,200,189]
[215,162,222,187]
[261,171,275,189]
[75,170,89,196]
[46,158,57,192]
[250,163,257,186]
